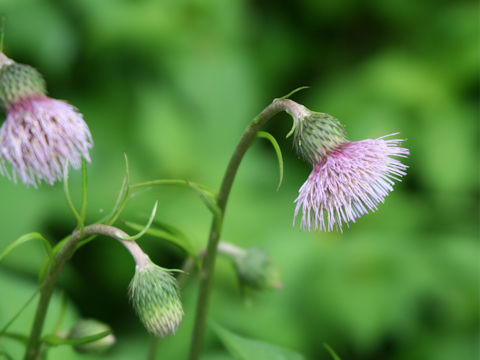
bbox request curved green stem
[187,98,299,360]
[24,224,142,360]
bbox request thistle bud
[0,52,92,187]
[129,259,183,337]
[285,101,347,165]
[68,319,115,354]
[0,61,46,107]
[233,247,282,291]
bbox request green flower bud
[284,100,347,165]
[68,319,115,354]
[0,60,46,108]
[233,247,282,291]
[129,259,183,337]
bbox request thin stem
[0,16,5,53]
[24,224,141,360]
[188,98,297,360]
[79,159,88,234]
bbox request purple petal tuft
[294,134,409,231]
[0,96,93,187]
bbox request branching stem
[24,224,141,360]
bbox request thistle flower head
[68,319,115,354]
[0,53,92,187]
[293,133,409,231]
[233,247,282,291]
[284,99,409,231]
[128,258,183,337]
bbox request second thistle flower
[285,100,409,232]
[0,52,92,187]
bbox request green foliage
[42,331,111,347]
[0,233,52,264]
[0,0,477,359]
[211,322,305,360]
[123,219,194,256]
[256,132,284,191]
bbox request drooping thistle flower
[0,52,92,187]
[285,100,409,231]
[128,257,184,337]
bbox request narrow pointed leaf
[256,131,284,191]
[123,220,194,256]
[275,86,310,101]
[323,343,342,360]
[0,233,53,264]
[118,201,158,241]
[0,289,39,335]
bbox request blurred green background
[0,0,478,359]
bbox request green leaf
[256,131,284,191]
[0,233,53,264]
[129,179,218,213]
[275,86,310,101]
[0,289,39,335]
[123,219,195,256]
[118,201,158,241]
[42,330,111,347]
[63,163,82,229]
[187,181,223,233]
[323,343,342,360]
[210,322,306,360]
[106,153,131,225]
[0,332,28,345]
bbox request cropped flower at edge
[287,101,409,232]
[0,52,92,187]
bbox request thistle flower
[0,53,92,187]
[288,102,409,231]
[129,258,183,337]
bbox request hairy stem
[188,98,297,360]
[24,224,142,360]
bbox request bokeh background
[0,0,478,359]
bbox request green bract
[128,259,183,337]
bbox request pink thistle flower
[0,54,92,187]
[293,134,409,231]
[287,101,409,231]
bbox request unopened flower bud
[68,319,115,354]
[233,247,282,291]
[285,101,347,165]
[129,259,183,337]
